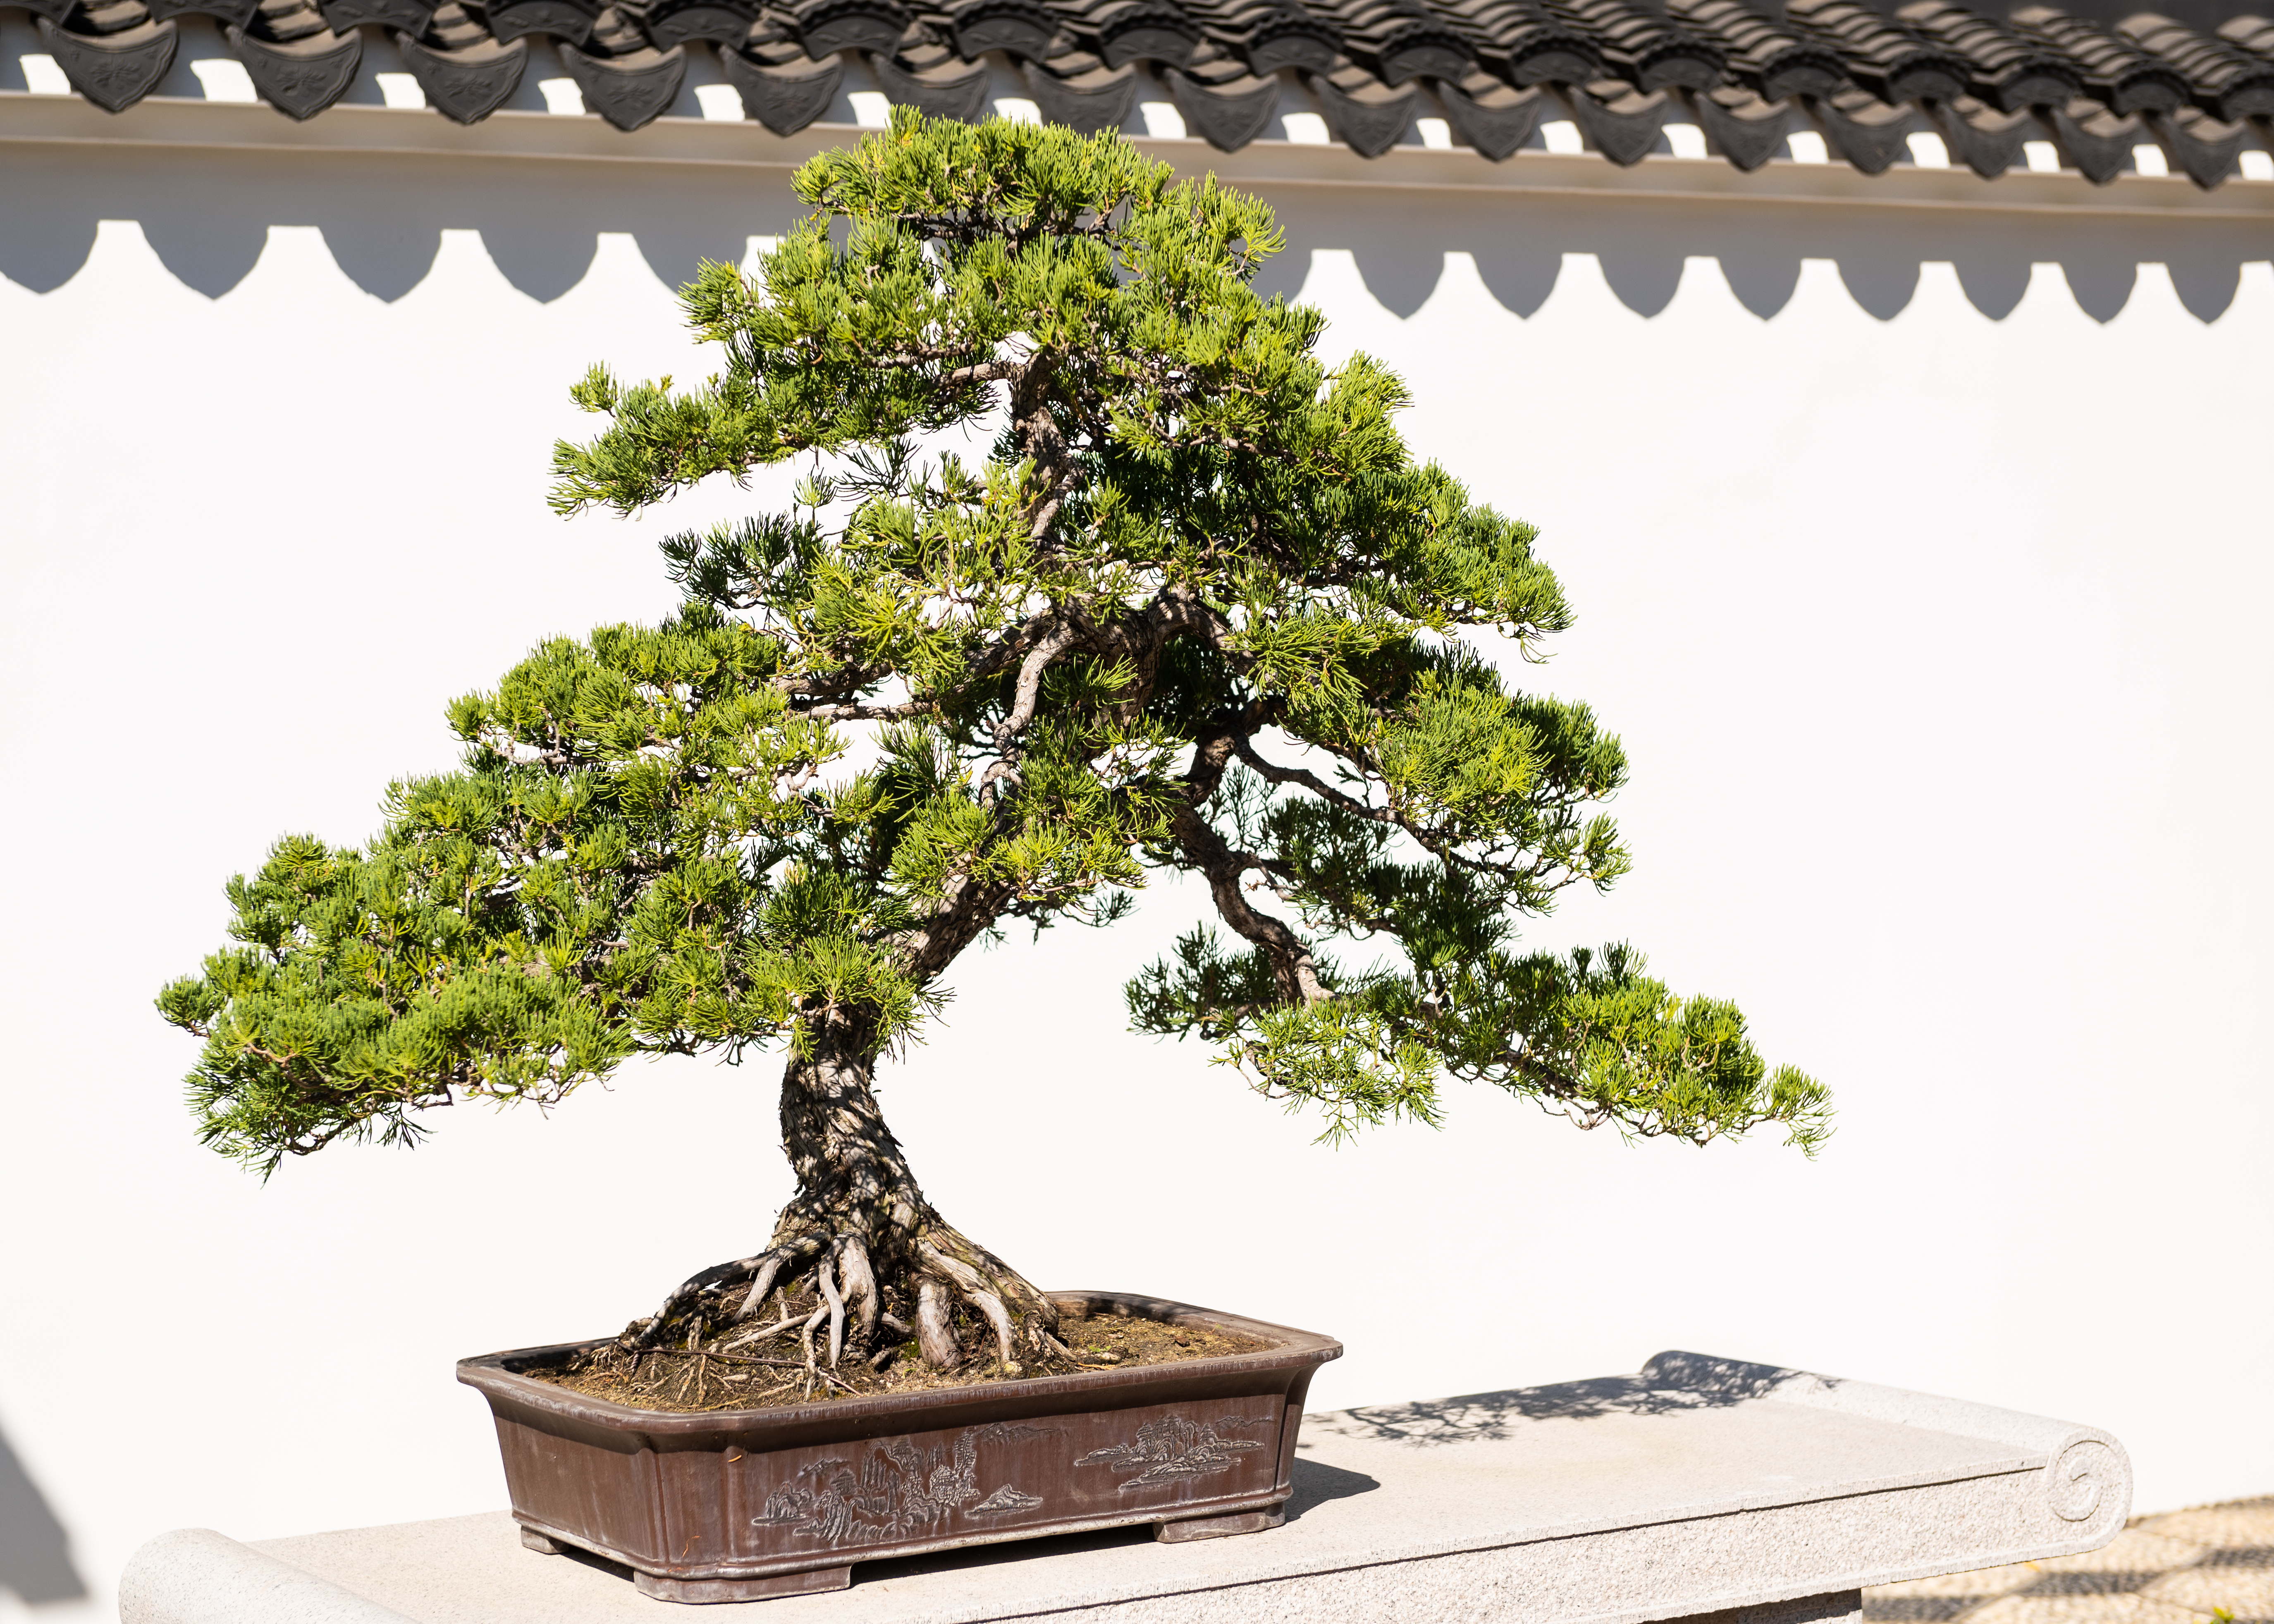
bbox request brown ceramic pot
[456,1290,1342,1603]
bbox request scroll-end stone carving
[2045,1436,2127,1529]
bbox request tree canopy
[159,109,1827,1176]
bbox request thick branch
[1176,726,1330,1006]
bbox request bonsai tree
[158,111,1826,1394]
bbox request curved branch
[1174,723,1330,1007]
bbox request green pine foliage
[160,110,1827,1175]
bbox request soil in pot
[526,1295,1276,1414]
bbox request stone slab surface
[117,1351,2136,1624]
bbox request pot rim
[456,1288,1341,1436]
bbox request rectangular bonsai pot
[456,1290,1342,1603]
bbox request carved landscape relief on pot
[733,1401,1284,1555]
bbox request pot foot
[519,1526,565,1555]
[633,1565,852,1603]
[1157,1507,1286,1543]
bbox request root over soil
[529,1307,1273,1414]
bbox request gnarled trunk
[605,1013,1062,1393]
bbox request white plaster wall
[1,134,2269,1621]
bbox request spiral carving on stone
[2046,1438,2117,1523]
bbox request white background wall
[2,133,2269,1621]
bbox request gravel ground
[1865,1498,2274,1624]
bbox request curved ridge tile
[1927,91,2032,173]
[1181,0,1339,77]
[1078,0,1202,68]
[231,1,364,120]
[2148,102,2247,181]
[146,0,265,32]
[2124,10,2274,116]
[1804,81,1914,169]
[396,26,529,119]
[643,0,763,46]
[1547,0,1721,90]
[1898,0,2079,108]
[1565,74,1669,162]
[874,42,993,115]
[1431,0,1600,88]
[35,13,178,110]
[2043,93,2143,178]
[1687,81,1790,167]
[1022,53,1143,129]
[1165,59,1280,145]
[1670,0,1838,99]
[487,0,603,45]
[2009,7,2185,112]
[939,0,1056,60]
[1311,55,1419,149]
[785,0,908,55]
[721,39,844,128]
[1438,70,1544,156]
[561,27,688,125]
[1788,0,1965,103]
[317,0,432,30]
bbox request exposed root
[798,1300,825,1370]
[717,1311,802,1352]
[817,1262,845,1369]
[838,1234,879,1352]
[922,1243,1016,1365]
[917,1278,958,1369]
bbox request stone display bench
[117,1351,2132,1624]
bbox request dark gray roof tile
[1926,91,2033,174]
[398,24,530,121]
[1669,0,1840,101]
[1688,80,1791,167]
[2121,10,2274,114]
[36,10,177,109]
[2146,100,2248,181]
[1545,0,1722,91]
[1897,0,2081,109]
[2009,6,2188,113]
[1022,52,1141,128]
[1163,55,1281,146]
[1564,74,1670,162]
[1787,0,1966,103]
[1314,52,1421,148]
[1804,80,1916,171]
[19,0,2270,187]
[1438,69,1544,154]
[2045,93,2146,180]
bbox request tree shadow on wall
[1259,188,2260,324]
[0,141,2257,325]
[0,1419,87,1607]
